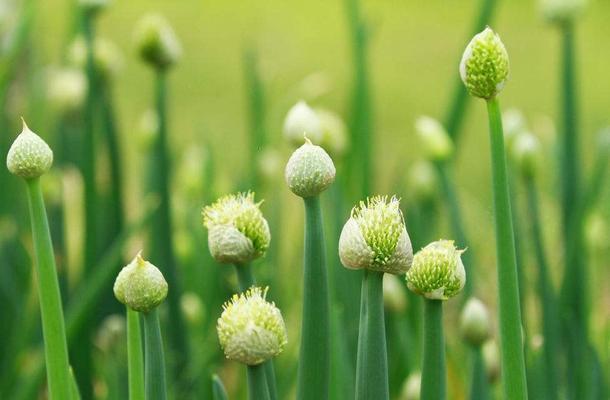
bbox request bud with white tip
[133,14,182,70]
[46,68,88,113]
[285,139,336,197]
[7,120,53,179]
[339,196,413,275]
[113,252,168,313]
[283,101,323,147]
[406,240,466,300]
[416,116,453,162]
[460,27,509,100]
[202,192,271,264]
[511,132,541,179]
[483,339,501,383]
[217,287,287,365]
[460,297,492,346]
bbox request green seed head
[285,139,336,197]
[339,196,413,275]
[113,252,168,313]
[283,101,323,147]
[406,239,466,300]
[460,297,491,346]
[540,0,587,23]
[511,131,541,179]
[317,108,348,158]
[6,120,53,179]
[202,192,271,264]
[217,287,287,365]
[133,14,181,70]
[460,27,509,100]
[415,116,453,162]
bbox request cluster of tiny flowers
[217,287,287,366]
[406,240,466,300]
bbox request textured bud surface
[217,287,287,365]
[113,253,168,313]
[285,139,335,197]
[406,240,466,300]
[460,27,509,99]
[460,297,491,346]
[339,196,413,275]
[203,192,270,264]
[134,14,181,69]
[283,101,323,146]
[415,116,453,162]
[7,121,53,179]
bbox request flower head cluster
[113,252,168,313]
[203,192,270,264]
[460,27,509,99]
[6,120,53,179]
[217,287,287,365]
[134,14,181,70]
[406,240,466,300]
[285,139,336,198]
[339,196,413,275]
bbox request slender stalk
[485,97,528,399]
[142,309,167,400]
[296,196,330,400]
[69,367,81,400]
[524,177,559,400]
[25,178,71,400]
[127,309,145,400]
[355,271,388,400]
[469,346,489,400]
[212,374,229,400]
[421,300,446,400]
[247,364,271,400]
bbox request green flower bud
[202,192,271,264]
[483,339,501,383]
[133,14,182,70]
[407,160,438,202]
[7,120,53,179]
[113,252,168,313]
[339,196,413,275]
[283,101,323,147]
[316,108,348,158]
[460,27,509,100]
[511,131,541,179]
[415,116,453,162]
[400,372,421,400]
[217,287,287,365]
[540,0,587,23]
[406,240,466,300]
[285,139,335,197]
[68,36,123,82]
[383,273,407,313]
[46,67,87,113]
[460,297,491,346]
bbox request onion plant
[460,27,528,399]
[6,121,72,399]
[114,253,169,400]
[285,139,335,400]
[338,196,413,400]
[406,240,466,400]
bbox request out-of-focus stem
[469,345,489,400]
[143,309,167,400]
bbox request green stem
[355,270,388,400]
[247,364,270,400]
[25,178,71,400]
[127,309,145,400]
[297,196,330,400]
[421,299,446,400]
[469,345,489,400]
[486,97,528,399]
[212,374,229,400]
[143,309,167,400]
[524,177,559,400]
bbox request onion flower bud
[283,101,323,147]
[415,116,453,162]
[285,138,336,198]
[133,14,182,70]
[460,297,492,346]
[7,120,53,179]
[113,252,168,313]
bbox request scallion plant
[460,27,528,399]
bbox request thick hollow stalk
[485,97,528,399]
[469,345,489,400]
[25,178,71,400]
[143,309,167,400]
[421,299,446,400]
[355,270,389,400]
[127,309,145,400]
[296,196,330,400]
[247,364,271,400]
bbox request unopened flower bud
[96,314,125,353]
[511,132,541,179]
[217,287,287,365]
[483,339,501,383]
[415,116,453,162]
[46,67,87,113]
[460,27,509,100]
[202,192,271,264]
[400,372,421,400]
[460,297,491,346]
[339,196,413,275]
[7,120,53,179]
[540,0,587,23]
[407,160,438,202]
[285,139,335,197]
[113,252,168,313]
[316,108,348,158]
[406,240,466,300]
[283,101,323,147]
[383,274,407,313]
[68,36,123,81]
[181,292,204,326]
[134,14,181,70]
